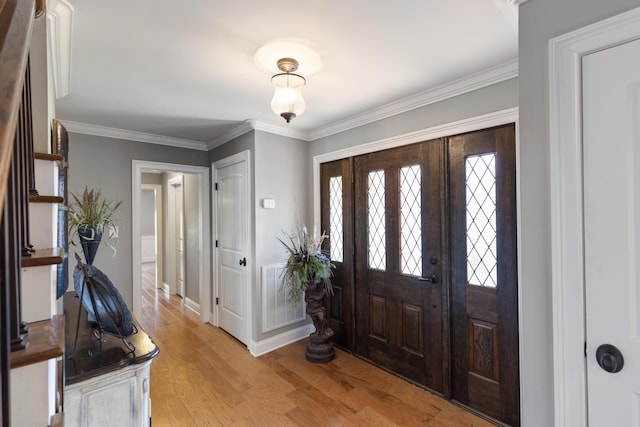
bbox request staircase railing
[0,0,39,424]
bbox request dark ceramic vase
[78,226,102,265]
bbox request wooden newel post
[304,281,335,363]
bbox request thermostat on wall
[262,198,276,209]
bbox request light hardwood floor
[139,263,496,426]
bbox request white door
[175,183,185,297]
[216,158,248,344]
[583,38,640,426]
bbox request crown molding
[504,0,530,5]
[47,0,74,99]
[307,58,518,141]
[63,60,519,149]
[206,120,255,150]
[206,119,309,149]
[60,120,209,151]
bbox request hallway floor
[139,262,496,426]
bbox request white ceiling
[53,0,518,146]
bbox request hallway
[138,262,495,426]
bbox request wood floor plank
[139,262,498,426]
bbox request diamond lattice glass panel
[466,153,497,287]
[400,165,422,276]
[329,176,343,262]
[368,170,386,270]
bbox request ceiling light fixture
[271,58,306,123]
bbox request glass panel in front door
[329,176,344,262]
[465,153,497,288]
[400,165,422,276]
[367,170,386,270]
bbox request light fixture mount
[276,58,299,73]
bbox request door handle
[239,257,247,267]
[418,274,438,284]
[596,344,624,373]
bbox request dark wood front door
[353,140,445,392]
[449,124,519,426]
[319,123,519,425]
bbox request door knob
[239,257,247,267]
[596,344,624,373]
[418,274,438,284]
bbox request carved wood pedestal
[304,283,335,363]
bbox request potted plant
[279,225,336,363]
[68,186,121,265]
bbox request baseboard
[184,297,200,315]
[249,323,313,357]
[162,283,170,293]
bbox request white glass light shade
[271,72,306,123]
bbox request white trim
[249,324,314,357]
[184,297,200,315]
[308,59,518,141]
[132,161,211,324]
[212,150,252,345]
[62,121,209,151]
[167,175,184,296]
[313,107,519,227]
[549,7,640,427]
[60,60,517,149]
[46,0,74,99]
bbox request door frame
[211,150,252,345]
[132,161,211,323]
[549,7,640,426]
[168,175,185,297]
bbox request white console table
[64,294,159,427]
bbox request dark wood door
[449,124,519,426]
[353,140,445,392]
[320,158,354,350]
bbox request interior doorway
[132,161,210,323]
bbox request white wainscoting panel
[262,263,305,333]
[141,235,156,262]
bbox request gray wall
[518,1,640,425]
[140,189,155,236]
[142,172,162,185]
[68,133,209,308]
[254,131,309,342]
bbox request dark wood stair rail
[0,0,50,425]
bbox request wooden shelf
[29,194,64,204]
[22,247,64,267]
[11,315,64,369]
[34,152,64,162]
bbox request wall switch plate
[262,198,276,209]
